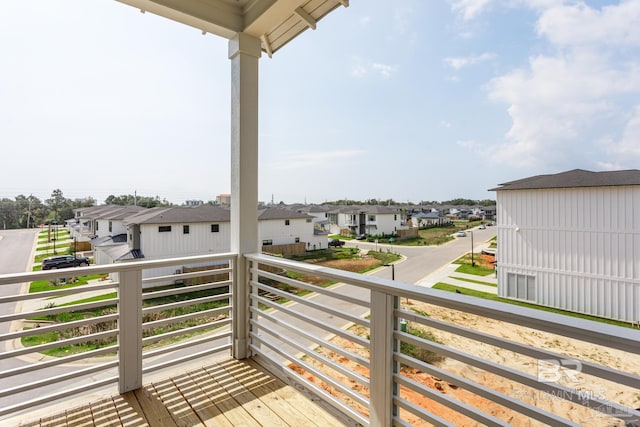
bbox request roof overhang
[116,0,349,56]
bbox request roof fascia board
[116,0,243,39]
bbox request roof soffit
[116,0,348,56]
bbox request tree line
[0,190,173,230]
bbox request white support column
[229,32,261,360]
[369,290,396,427]
[118,269,142,393]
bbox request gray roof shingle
[490,169,640,191]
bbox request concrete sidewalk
[416,263,497,294]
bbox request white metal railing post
[118,268,142,393]
[369,290,396,427]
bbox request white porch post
[118,269,142,393]
[369,290,396,426]
[229,33,261,360]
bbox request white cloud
[537,1,640,47]
[440,121,453,128]
[272,150,365,169]
[351,64,367,78]
[483,1,640,169]
[601,105,640,164]
[372,63,398,79]
[360,15,371,26]
[456,139,480,149]
[450,0,494,21]
[444,52,496,70]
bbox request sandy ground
[292,255,640,426]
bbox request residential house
[295,204,331,237]
[491,169,640,323]
[258,206,322,251]
[328,205,407,236]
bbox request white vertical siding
[497,186,640,323]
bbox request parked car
[328,239,346,247]
[355,234,367,240]
[455,231,466,237]
[486,222,495,226]
[478,225,486,230]
[41,255,90,270]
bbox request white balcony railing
[0,253,235,419]
[1,253,639,425]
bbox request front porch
[1,253,639,426]
[14,357,342,427]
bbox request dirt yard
[291,255,640,426]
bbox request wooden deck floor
[15,358,344,427]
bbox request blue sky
[1,1,638,205]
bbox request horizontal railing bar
[251,292,370,348]
[0,330,118,360]
[400,308,640,389]
[0,253,237,285]
[0,359,118,398]
[247,253,640,352]
[250,307,370,368]
[392,397,455,427]
[141,293,231,316]
[251,281,369,328]
[142,343,232,375]
[394,352,572,426]
[394,374,511,426]
[142,266,232,285]
[0,376,118,418]
[0,281,117,304]
[252,267,370,308]
[398,331,633,418]
[142,280,231,301]
[0,313,119,342]
[250,335,370,408]
[141,318,231,346]
[0,298,120,324]
[0,346,117,379]
[252,349,370,427]
[142,306,230,331]
[143,330,232,360]
[249,318,370,388]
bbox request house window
[368,215,376,222]
[108,221,112,232]
[285,219,290,226]
[96,222,99,231]
[211,224,219,232]
[159,226,172,232]
[183,225,190,234]
[262,239,273,246]
[306,218,312,223]
[295,237,300,243]
[506,273,536,302]
[394,214,397,221]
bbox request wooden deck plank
[12,357,347,427]
[174,370,234,427]
[90,398,121,427]
[133,386,174,427]
[65,405,94,427]
[218,359,324,426]
[112,393,149,427]
[150,377,204,427]
[244,359,345,427]
[203,362,290,427]
[40,411,68,427]
[186,367,262,427]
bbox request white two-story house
[492,169,640,323]
[328,205,407,237]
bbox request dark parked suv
[41,255,90,270]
